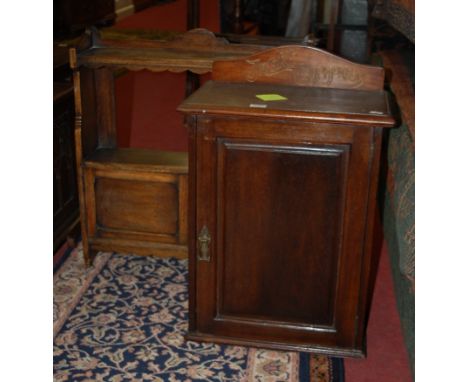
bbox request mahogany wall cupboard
[178,46,395,357]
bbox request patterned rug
[53,247,344,382]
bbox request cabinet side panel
[218,141,348,327]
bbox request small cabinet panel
[82,165,188,256]
[95,177,178,236]
[217,140,349,328]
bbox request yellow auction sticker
[255,94,288,101]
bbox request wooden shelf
[73,29,268,74]
[84,148,188,174]
[78,46,265,73]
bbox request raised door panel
[217,140,348,329]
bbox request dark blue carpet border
[331,357,345,382]
[299,352,311,381]
[298,352,345,382]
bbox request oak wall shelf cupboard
[178,45,395,357]
[70,28,272,265]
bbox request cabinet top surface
[178,81,394,126]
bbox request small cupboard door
[192,120,374,354]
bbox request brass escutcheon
[197,225,211,261]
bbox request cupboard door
[193,123,374,354]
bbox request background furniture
[223,0,371,63]
[53,45,81,252]
[379,48,415,375]
[53,82,80,252]
[367,2,414,371]
[370,0,414,43]
[179,45,395,356]
[54,0,116,38]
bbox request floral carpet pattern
[53,249,344,381]
[53,244,112,338]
